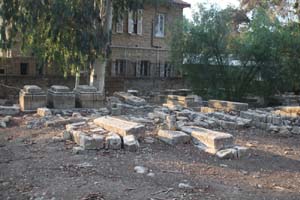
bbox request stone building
[0,0,190,94]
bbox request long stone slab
[94,116,145,137]
[180,126,234,154]
[114,92,146,106]
[157,130,190,145]
[0,105,20,116]
[208,100,248,112]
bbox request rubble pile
[65,116,142,152]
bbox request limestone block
[105,132,122,150]
[47,85,75,109]
[94,116,145,137]
[180,126,234,153]
[114,92,146,106]
[74,85,105,108]
[37,108,52,117]
[123,135,139,152]
[157,130,190,145]
[19,85,46,112]
[208,100,248,112]
[166,115,177,130]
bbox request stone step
[180,126,234,154]
[157,130,190,145]
[94,116,145,137]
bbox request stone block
[200,107,215,113]
[0,105,20,116]
[180,126,234,153]
[47,85,75,109]
[105,132,122,150]
[157,130,190,145]
[94,116,145,137]
[114,92,146,106]
[37,108,52,117]
[123,135,139,152]
[92,134,105,149]
[166,115,177,130]
[71,130,85,145]
[19,85,46,112]
[45,118,85,127]
[66,121,86,131]
[74,85,105,108]
[208,100,248,112]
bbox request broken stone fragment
[66,121,86,132]
[105,132,122,150]
[61,131,71,140]
[123,135,139,152]
[216,146,249,159]
[291,126,300,135]
[134,166,148,174]
[37,108,52,117]
[114,92,146,106]
[157,130,190,145]
[92,134,105,149]
[72,146,85,154]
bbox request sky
[183,0,240,20]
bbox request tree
[0,0,167,92]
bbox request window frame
[155,13,165,38]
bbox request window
[20,63,28,75]
[128,9,143,35]
[116,19,124,33]
[135,60,150,77]
[0,69,4,74]
[112,59,126,77]
[155,13,165,37]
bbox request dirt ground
[1,118,300,200]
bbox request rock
[61,131,71,140]
[52,136,64,142]
[72,146,85,154]
[2,115,12,123]
[0,121,7,128]
[46,118,85,128]
[147,172,155,177]
[157,130,190,145]
[105,132,122,150]
[0,105,20,116]
[278,126,292,137]
[37,108,52,117]
[180,126,234,154]
[178,183,194,189]
[72,112,82,118]
[144,136,155,144]
[134,166,148,174]
[94,116,145,137]
[216,148,238,159]
[110,104,122,116]
[123,135,139,152]
[291,126,300,135]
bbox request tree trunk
[89,0,113,94]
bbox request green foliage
[171,4,300,103]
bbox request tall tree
[0,0,167,92]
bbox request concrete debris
[157,130,190,145]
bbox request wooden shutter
[137,9,143,35]
[128,11,134,34]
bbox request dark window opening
[115,59,127,76]
[140,60,150,77]
[0,69,4,74]
[20,63,28,75]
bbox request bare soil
[1,119,300,200]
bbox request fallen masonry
[114,92,146,106]
[93,116,145,137]
[208,100,248,112]
[157,130,190,145]
[0,105,20,116]
[180,126,234,154]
